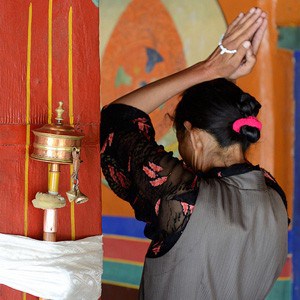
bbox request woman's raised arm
[112,7,267,114]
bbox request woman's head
[174,78,262,170]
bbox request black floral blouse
[100,104,288,258]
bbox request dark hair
[173,78,262,152]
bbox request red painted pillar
[0,1,100,298]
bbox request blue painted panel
[102,216,146,238]
[289,229,293,253]
[293,51,300,300]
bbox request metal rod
[43,208,57,242]
[41,163,60,300]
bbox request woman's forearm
[114,62,212,114]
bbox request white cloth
[0,234,103,300]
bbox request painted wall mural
[100,0,226,290]
[100,0,226,222]
[100,0,293,298]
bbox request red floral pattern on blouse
[155,199,161,216]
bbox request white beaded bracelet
[218,34,237,55]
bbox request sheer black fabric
[101,104,198,257]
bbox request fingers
[226,7,255,35]
[210,7,266,80]
[226,7,264,37]
[229,13,264,43]
[238,17,264,44]
[231,41,251,65]
[239,7,262,25]
[221,18,263,56]
[252,18,268,54]
[224,8,267,50]
[228,47,256,80]
[226,12,244,33]
[239,8,266,35]
[261,11,267,18]
[245,47,256,68]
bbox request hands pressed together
[205,7,268,80]
[113,7,268,114]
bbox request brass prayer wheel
[31,102,84,164]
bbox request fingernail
[239,12,244,17]
[255,8,262,14]
[249,7,256,13]
[243,41,251,49]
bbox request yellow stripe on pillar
[68,6,76,240]
[23,4,32,300]
[69,7,74,126]
[48,0,53,124]
[24,1,32,240]
[47,0,54,205]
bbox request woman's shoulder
[101,103,151,121]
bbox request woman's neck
[199,144,246,172]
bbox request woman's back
[140,170,288,300]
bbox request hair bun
[240,125,261,143]
[236,93,261,143]
[237,93,261,117]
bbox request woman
[100,8,288,299]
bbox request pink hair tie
[233,116,262,133]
